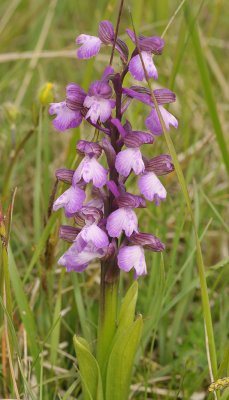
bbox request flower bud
[38,82,54,106]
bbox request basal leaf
[73,335,104,400]
[106,316,143,400]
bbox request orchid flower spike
[50,17,177,277]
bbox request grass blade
[184,3,229,176]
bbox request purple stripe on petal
[145,155,174,175]
[106,207,138,238]
[115,148,145,177]
[115,38,129,63]
[138,36,164,54]
[124,131,154,148]
[59,225,81,242]
[153,89,176,105]
[55,168,74,184]
[66,83,86,110]
[123,87,152,105]
[98,20,114,44]
[124,87,176,106]
[76,34,102,59]
[114,193,146,208]
[129,232,165,251]
[138,172,167,204]
[117,245,147,277]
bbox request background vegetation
[0,0,228,398]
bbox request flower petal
[84,96,114,124]
[106,207,138,238]
[129,232,165,251]
[126,29,164,54]
[117,245,147,277]
[98,20,114,44]
[145,154,174,175]
[77,140,102,158]
[129,52,158,81]
[115,148,145,177]
[145,105,178,135]
[49,102,83,131]
[80,223,109,248]
[66,83,86,110]
[138,172,167,204]
[73,156,108,188]
[58,241,105,272]
[53,186,85,217]
[76,34,102,59]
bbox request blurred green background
[0,0,228,399]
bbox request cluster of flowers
[49,21,178,277]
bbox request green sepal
[73,335,104,400]
[105,315,143,400]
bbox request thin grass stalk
[130,13,219,388]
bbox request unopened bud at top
[38,82,54,106]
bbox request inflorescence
[49,20,178,278]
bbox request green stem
[97,260,119,385]
[33,107,42,243]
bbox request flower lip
[76,34,102,59]
[145,154,174,175]
[106,207,138,238]
[129,232,165,251]
[49,101,83,132]
[114,193,146,209]
[77,140,102,158]
[59,225,81,242]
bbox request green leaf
[8,248,40,380]
[106,316,143,400]
[118,281,138,330]
[184,3,229,176]
[73,335,104,400]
